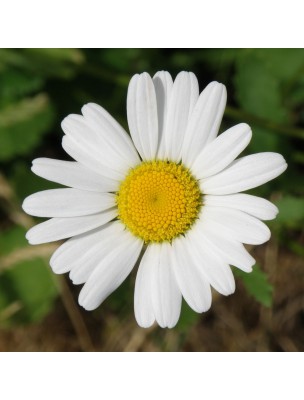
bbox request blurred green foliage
[274,196,304,229]
[0,49,303,332]
[0,226,57,325]
[234,264,273,307]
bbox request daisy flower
[22,71,287,328]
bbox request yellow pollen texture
[116,161,202,243]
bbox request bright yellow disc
[116,160,202,243]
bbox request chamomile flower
[22,71,287,328]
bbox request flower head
[22,71,287,328]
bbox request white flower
[22,71,287,328]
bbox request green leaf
[0,226,58,325]
[235,264,273,307]
[0,259,58,324]
[234,54,289,123]
[0,93,54,161]
[274,196,304,228]
[0,69,44,106]
[254,49,304,82]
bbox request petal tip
[21,197,28,213]
[25,229,35,245]
[153,70,171,79]
[136,318,155,329]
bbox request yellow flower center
[116,160,202,243]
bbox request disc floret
[116,160,202,243]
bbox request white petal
[127,72,158,160]
[79,232,143,311]
[163,71,199,161]
[191,123,252,178]
[81,103,140,166]
[69,222,127,284]
[50,221,123,274]
[134,246,156,328]
[171,237,212,313]
[62,135,123,181]
[186,225,235,295]
[31,158,118,192]
[23,189,115,218]
[201,206,271,245]
[195,223,255,272]
[153,71,173,159]
[201,153,287,195]
[151,243,182,328]
[62,113,131,181]
[204,193,279,220]
[26,208,117,244]
[182,81,227,166]
[62,113,136,176]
